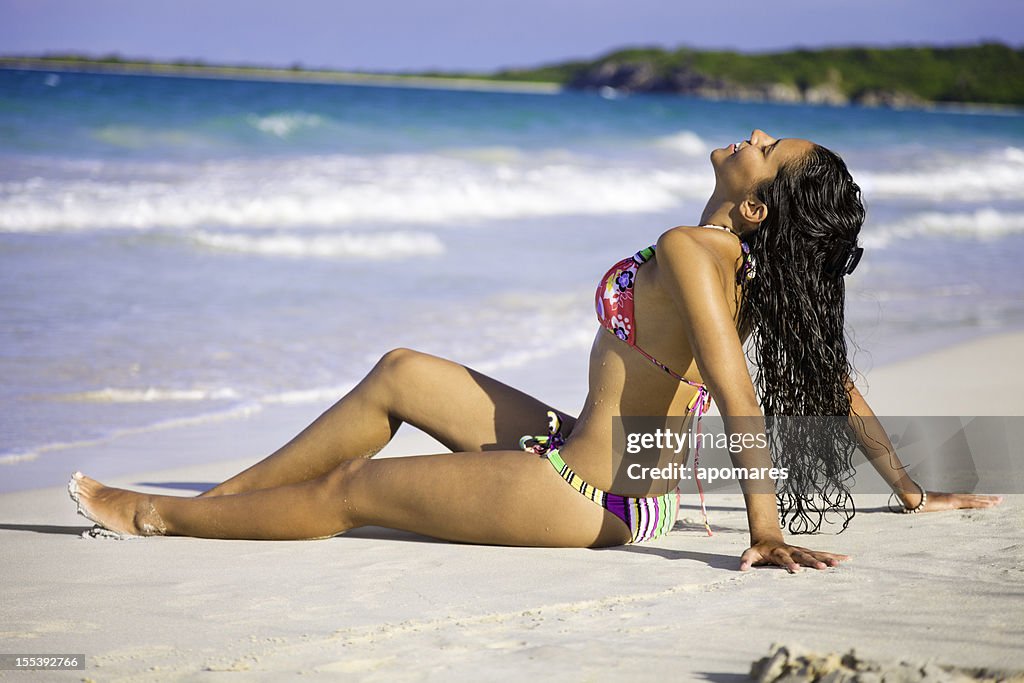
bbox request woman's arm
[657,229,847,571]
[848,382,1003,512]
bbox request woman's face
[710,129,815,196]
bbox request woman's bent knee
[378,346,435,371]
[373,347,433,386]
[377,347,417,369]
[371,348,449,406]
[354,347,426,408]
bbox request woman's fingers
[740,544,850,573]
[738,547,761,571]
[925,492,1004,512]
[785,547,847,572]
[791,549,827,570]
[773,548,799,573]
[819,551,850,566]
[954,493,1003,509]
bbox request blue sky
[2,0,1021,72]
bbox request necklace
[700,223,741,239]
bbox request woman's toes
[67,472,168,537]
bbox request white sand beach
[2,332,1023,681]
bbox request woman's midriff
[556,330,701,497]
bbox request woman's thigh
[378,349,576,453]
[336,449,630,548]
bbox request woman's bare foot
[67,472,167,536]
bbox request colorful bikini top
[595,225,753,412]
[593,225,754,535]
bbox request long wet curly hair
[738,145,866,534]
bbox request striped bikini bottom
[521,411,680,544]
[543,447,681,544]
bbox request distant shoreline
[2,54,1022,114]
[0,57,563,95]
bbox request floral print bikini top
[594,227,754,415]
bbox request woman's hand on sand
[739,540,849,573]
[920,491,1003,512]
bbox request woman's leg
[201,348,575,497]
[70,450,632,547]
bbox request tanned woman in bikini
[68,129,1002,571]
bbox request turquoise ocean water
[1,69,1023,490]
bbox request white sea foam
[860,147,1024,201]
[55,383,357,409]
[472,327,594,374]
[137,402,265,430]
[0,451,40,466]
[0,153,708,233]
[653,131,708,156]
[57,387,241,403]
[1,382,358,470]
[248,112,325,137]
[261,384,356,405]
[862,208,1024,248]
[6,145,1021,235]
[192,230,445,258]
[1003,146,1024,164]
[439,146,527,163]
[0,401,263,467]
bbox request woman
[68,129,1001,571]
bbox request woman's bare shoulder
[656,225,738,271]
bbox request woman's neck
[700,197,755,239]
[699,199,737,233]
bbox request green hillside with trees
[494,42,1024,106]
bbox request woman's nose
[750,129,776,146]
